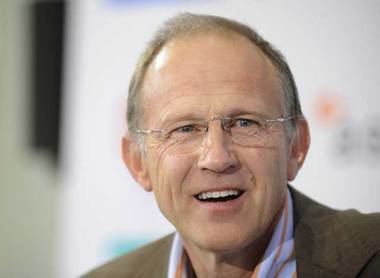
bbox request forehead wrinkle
[145,76,264,101]
[142,88,284,130]
[150,93,281,128]
[169,70,271,94]
[143,77,278,112]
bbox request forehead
[141,33,283,124]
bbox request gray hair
[127,12,303,139]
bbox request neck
[181,202,285,278]
[183,235,270,278]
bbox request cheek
[147,142,180,188]
[242,147,288,209]
[147,148,195,214]
[243,146,288,181]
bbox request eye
[174,125,196,133]
[166,123,205,142]
[234,118,260,128]
[167,124,201,138]
[163,121,205,140]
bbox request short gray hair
[127,12,303,138]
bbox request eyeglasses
[134,114,296,153]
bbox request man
[84,13,380,277]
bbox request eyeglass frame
[132,114,298,146]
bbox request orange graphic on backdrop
[314,90,346,127]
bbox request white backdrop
[58,1,380,277]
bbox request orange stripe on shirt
[273,244,295,278]
[175,251,186,278]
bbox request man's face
[125,34,305,253]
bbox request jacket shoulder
[292,186,380,245]
[290,186,380,277]
[82,234,174,278]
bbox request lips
[195,189,244,202]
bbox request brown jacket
[83,187,380,277]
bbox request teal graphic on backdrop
[104,236,153,258]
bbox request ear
[287,118,310,181]
[121,134,152,192]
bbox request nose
[197,121,238,173]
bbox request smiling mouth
[195,189,244,202]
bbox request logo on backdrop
[332,118,380,165]
[314,89,380,165]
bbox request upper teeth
[197,190,240,200]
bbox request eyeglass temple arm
[134,129,163,134]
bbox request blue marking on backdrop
[104,237,152,258]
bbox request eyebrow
[159,108,273,126]
[158,112,205,127]
[226,109,271,119]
